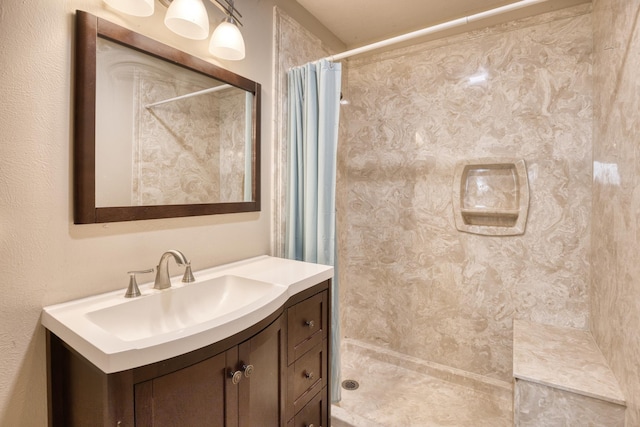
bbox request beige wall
[591,0,640,425]
[340,4,593,382]
[4,0,638,424]
[0,0,338,425]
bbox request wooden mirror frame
[74,10,261,224]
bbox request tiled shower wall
[134,74,221,205]
[340,5,593,382]
[591,0,640,425]
[96,38,248,206]
[274,4,594,384]
[135,83,247,205]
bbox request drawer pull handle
[229,370,243,385]
[242,364,254,378]
[305,424,315,427]
[304,371,314,380]
[305,320,315,328]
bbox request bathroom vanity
[43,256,332,427]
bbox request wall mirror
[74,10,261,224]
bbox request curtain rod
[325,0,550,62]
[145,84,232,108]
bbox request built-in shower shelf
[452,158,529,236]
[460,208,520,227]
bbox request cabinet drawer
[287,290,328,362]
[287,388,327,427]
[287,340,327,419]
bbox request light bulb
[164,0,210,40]
[209,18,245,60]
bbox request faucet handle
[125,268,154,298]
[182,261,195,283]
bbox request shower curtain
[285,59,342,402]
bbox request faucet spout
[154,250,189,290]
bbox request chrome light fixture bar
[203,0,242,24]
[104,0,246,60]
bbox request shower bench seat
[512,319,626,426]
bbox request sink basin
[86,275,282,342]
[41,256,334,374]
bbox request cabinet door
[135,349,235,427]
[238,315,285,427]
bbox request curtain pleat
[285,59,342,403]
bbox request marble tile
[96,38,247,206]
[333,339,513,427]
[271,5,640,426]
[591,0,640,425]
[133,82,246,204]
[332,404,386,427]
[341,4,593,383]
[513,319,625,405]
[342,338,512,400]
[514,380,626,427]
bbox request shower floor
[331,339,513,427]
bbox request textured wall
[340,5,593,382]
[0,0,277,425]
[0,0,342,423]
[590,0,640,425]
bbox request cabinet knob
[229,370,243,385]
[242,364,254,378]
[304,371,314,380]
[305,320,315,328]
[305,424,315,427]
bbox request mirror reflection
[73,11,261,224]
[95,38,253,207]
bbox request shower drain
[341,379,360,391]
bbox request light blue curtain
[285,59,342,402]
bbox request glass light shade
[209,19,246,61]
[104,0,154,17]
[164,0,210,40]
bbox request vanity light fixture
[209,14,245,60]
[104,0,246,60]
[164,0,210,40]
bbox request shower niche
[452,158,529,236]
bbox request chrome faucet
[153,250,195,290]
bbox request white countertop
[42,256,333,373]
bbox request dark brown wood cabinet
[286,288,329,427]
[287,390,327,427]
[238,316,285,427]
[133,316,284,427]
[47,280,330,427]
[134,351,228,426]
